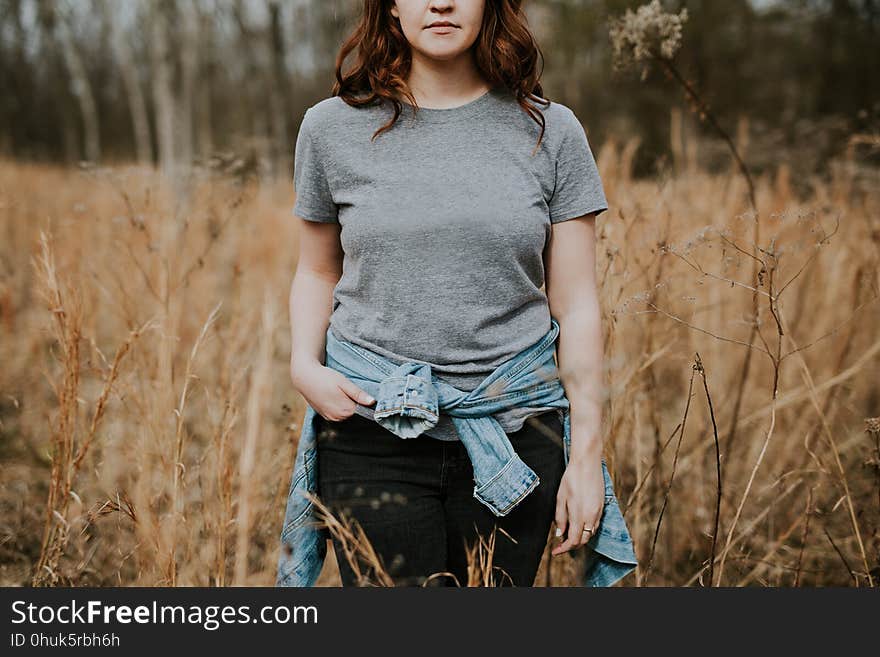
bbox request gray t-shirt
[293,85,608,440]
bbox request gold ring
[582,526,594,534]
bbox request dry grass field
[1,136,878,587]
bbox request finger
[552,529,581,556]
[579,509,602,547]
[578,523,593,547]
[338,377,375,406]
[571,513,587,548]
[552,507,582,556]
[566,509,591,551]
[553,491,568,545]
[571,512,589,549]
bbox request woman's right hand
[290,360,376,422]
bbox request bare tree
[104,0,153,164]
[150,0,176,173]
[233,0,270,175]
[178,0,200,167]
[195,0,216,160]
[268,0,291,172]
[0,1,28,154]
[41,0,101,163]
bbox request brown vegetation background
[1,0,879,586]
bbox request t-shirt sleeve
[292,108,339,223]
[548,108,609,223]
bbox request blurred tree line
[0,0,877,179]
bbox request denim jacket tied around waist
[275,317,638,587]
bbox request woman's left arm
[544,212,606,556]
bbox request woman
[280,0,636,587]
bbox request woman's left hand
[551,453,605,556]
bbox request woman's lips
[428,25,456,34]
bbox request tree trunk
[105,0,153,165]
[268,0,290,175]
[178,0,199,168]
[52,1,102,163]
[34,0,77,163]
[150,0,176,173]
[196,3,215,161]
[233,0,269,177]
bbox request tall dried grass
[0,132,877,586]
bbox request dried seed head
[609,0,689,74]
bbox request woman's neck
[403,51,490,109]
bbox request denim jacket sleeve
[275,405,328,587]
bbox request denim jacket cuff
[472,455,541,517]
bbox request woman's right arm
[289,219,375,421]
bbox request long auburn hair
[331,0,551,152]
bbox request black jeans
[315,410,566,587]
